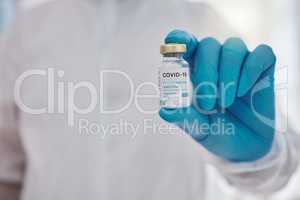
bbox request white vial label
[159,66,192,108]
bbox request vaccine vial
[159,44,192,108]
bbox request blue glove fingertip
[165,29,198,60]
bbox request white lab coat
[0,0,299,199]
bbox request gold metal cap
[160,43,186,55]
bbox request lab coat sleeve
[0,26,25,199]
[209,130,299,194]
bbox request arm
[0,26,25,200]
[213,130,299,194]
[159,29,298,194]
[0,107,24,200]
[0,183,22,200]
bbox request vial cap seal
[160,44,187,55]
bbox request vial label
[159,66,192,108]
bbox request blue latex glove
[159,30,276,162]
[0,0,16,32]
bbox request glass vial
[159,44,192,108]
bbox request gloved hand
[159,30,276,162]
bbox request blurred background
[1,0,296,126]
[0,0,299,199]
[1,0,297,114]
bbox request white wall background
[20,0,53,9]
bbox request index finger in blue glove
[218,38,248,108]
[237,44,276,97]
[165,29,198,64]
[193,37,221,111]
